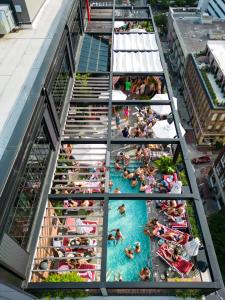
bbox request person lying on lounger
[160,245,180,262]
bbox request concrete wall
[0,0,46,23]
[24,0,46,22]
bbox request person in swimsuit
[125,247,134,259]
[111,228,124,243]
[118,204,126,215]
[140,267,151,281]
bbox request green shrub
[178,170,189,186]
[208,211,225,283]
[154,156,176,174]
[200,69,218,105]
[186,201,201,239]
[44,271,85,283]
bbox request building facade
[167,7,225,84]
[0,0,223,299]
[183,45,225,144]
[198,0,225,19]
[208,146,225,209]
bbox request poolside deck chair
[154,224,190,245]
[157,243,194,277]
[78,263,97,281]
[65,217,97,234]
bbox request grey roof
[0,0,73,160]
[173,17,225,54]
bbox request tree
[154,13,168,35]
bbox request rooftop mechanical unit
[0,4,16,34]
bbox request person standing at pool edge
[118,204,126,216]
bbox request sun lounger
[157,243,194,277]
[65,217,97,234]
[154,224,190,245]
[78,263,96,281]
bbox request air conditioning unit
[0,4,16,34]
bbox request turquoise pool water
[107,200,152,282]
[110,161,142,193]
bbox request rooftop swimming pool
[107,200,152,282]
[110,161,142,193]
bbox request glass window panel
[6,125,51,249]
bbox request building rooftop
[0,0,72,160]
[207,40,225,75]
[171,7,225,56]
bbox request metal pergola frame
[27,1,223,296]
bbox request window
[51,50,71,118]
[221,154,225,168]
[6,124,51,249]
[216,163,222,176]
[211,113,218,121]
[219,114,225,121]
[71,8,81,54]
[221,175,225,188]
[215,125,221,131]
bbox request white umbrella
[71,144,106,165]
[151,104,171,116]
[114,21,126,28]
[152,120,185,138]
[112,89,127,101]
[184,238,200,257]
[151,94,178,113]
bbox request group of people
[114,106,164,139]
[107,203,152,281]
[113,148,171,193]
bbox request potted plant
[154,156,176,174]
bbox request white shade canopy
[113,51,163,73]
[152,120,185,138]
[71,144,106,165]
[113,33,158,51]
[151,104,171,116]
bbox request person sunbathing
[166,204,186,216]
[144,218,160,237]
[125,247,134,259]
[68,200,78,207]
[160,245,180,263]
[80,200,90,207]
[140,267,151,281]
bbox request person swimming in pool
[134,242,141,253]
[125,247,134,259]
[118,204,126,215]
[114,272,123,282]
[111,228,124,243]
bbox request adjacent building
[0,0,223,299]
[208,146,225,209]
[183,41,225,144]
[167,7,225,83]
[198,0,225,19]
